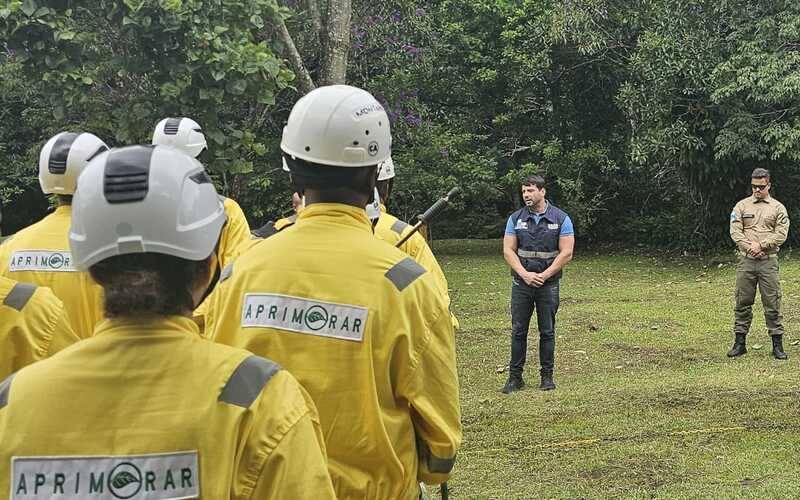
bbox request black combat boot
[501,376,525,394]
[539,369,556,391]
[772,335,788,360]
[727,333,747,357]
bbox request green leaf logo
[305,305,329,331]
[307,311,325,322]
[108,462,142,499]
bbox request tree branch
[271,19,316,95]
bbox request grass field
[434,240,800,499]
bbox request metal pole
[396,186,461,248]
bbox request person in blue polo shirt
[501,175,574,393]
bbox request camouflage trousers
[734,255,784,337]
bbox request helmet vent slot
[48,132,80,174]
[103,146,154,204]
[164,117,182,135]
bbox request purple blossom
[390,11,402,22]
[440,148,450,159]
[351,25,367,39]
[405,113,422,127]
[415,8,426,16]
[402,44,421,58]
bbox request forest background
[2,0,799,249]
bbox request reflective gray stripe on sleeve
[385,257,426,292]
[220,263,234,282]
[517,250,559,259]
[418,439,456,474]
[391,219,409,235]
[3,282,37,311]
[219,356,281,408]
[0,373,15,409]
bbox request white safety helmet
[69,145,226,270]
[281,85,391,168]
[152,117,207,158]
[39,132,108,195]
[366,188,381,221]
[377,156,395,181]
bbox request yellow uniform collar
[53,205,72,217]
[297,203,373,232]
[93,315,201,339]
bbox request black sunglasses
[751,184,769,191]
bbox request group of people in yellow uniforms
[0,85,461,499]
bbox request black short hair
[751,168,770,181]
[90,253,211,317]
[283,154,376,195]
[522,175,546,189]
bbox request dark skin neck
[304,187,370,208]
[303,166,378,208]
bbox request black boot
[501,376,525,394]
[727,333,747,357]
[539,369,556,391]
[772,335,788,360]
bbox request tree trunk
[307,0,324,45]
[319,0,351,85]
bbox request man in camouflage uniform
[728,168,790,360]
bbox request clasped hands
[746,241,766,258]
[521,271,547,287]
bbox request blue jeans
[509,278,560,378]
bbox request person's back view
[0,132,107,338]
[209,85,461,499]
[372,156,459,330]
[0,145,335,499]
[152,117,252,333]
[0,275,79,378]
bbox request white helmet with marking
[377,156,395,181]
[39,132,108,195]
[281,85,391,167]
[152,117,207,158]
[69,145,226,270]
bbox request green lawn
[434,240,800,499]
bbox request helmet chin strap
[193,229,225,309]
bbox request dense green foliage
[3,0,800,248]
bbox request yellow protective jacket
[219,197,251,268]
[0,315,335,499]
[273,214,298,232]
[375,205,459,329]
[192,197,252,331]
[209,203,462,499]
[0,205,103,338]
[0,276,79,379]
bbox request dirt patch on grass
[644,387,800,411]
[578,453,684,492]
[600,341,719,367]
